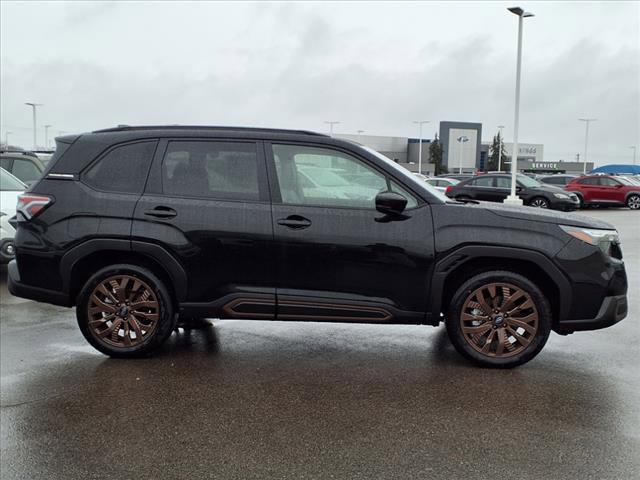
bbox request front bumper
[7,260,72,307]
[549,194,580,211]
[555,294,628,333]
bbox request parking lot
[0,208,638,480]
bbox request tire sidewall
[445,270,552,368]
[76,264,175,358]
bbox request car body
[426,177,459,193]
[8,126,628,368]
[0,151,45,187]
[0,168,25,263]
[437,173,474,181]
[539,174,577,186]
[565,175,640,210]
[446,173,580,211]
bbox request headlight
[553,193,569,199]
[560,225,620,254]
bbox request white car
[0,168,25,263]
[425,177,460,193]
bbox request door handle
[144,206,177,219]
[277,215,312,229]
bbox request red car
[565,175,640,210]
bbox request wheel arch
[61,239,188,305]
[429,246,572,325]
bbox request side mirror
[375,191,407,216]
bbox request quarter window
[84,141,156,194]
[162,141,260,201]
[272,144,417,209]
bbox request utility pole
[630,146,637,165]
[413,120,430,175]
[25,102,43,150]
[4,131,11,147]
[497,125,505,171]
[44,124,53,149]
[324,121,340,135]
[578,118,597,174]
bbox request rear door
[266,142,434,323]
[471,176,501,201]
[598,177,624,203]
[132,139,276,316]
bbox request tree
[429,133,447,175]
[487,132,507,172]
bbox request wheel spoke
[496,328,508,356]
[462,323,492,335]
[507,318,537,335]
[481,330,496,353]
[89,295,117,314]
[97,318,122,338]
[97,284,119,305]
[132,311,159,322]
[502,289,525,311]
[507,326,531,347]
[476,292,493,315]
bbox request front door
[266,142,435,323]
[132,139,276,317]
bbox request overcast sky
[1,1,638,164]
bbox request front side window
[272,144,417,209]
[84,141,156,194]
[599,177,620,187]
[495,177,512,188]
[162,141,260,201]
[472,176,494,187]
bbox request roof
[590,164,640,175]
[92,125,328,137]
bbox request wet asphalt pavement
[1,209,639,480]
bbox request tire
[445,270,551,368]
[76,264,175,358]
[574,194,585,209]
[529,196,550,209]
[626,194,640,210]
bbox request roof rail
[92,125,328,137]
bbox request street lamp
[497,125,505,172]
[629,146,636,165]
[357,130,364,141]
[413,120,430,175]
[25,102,43,150]
[44,124,53,149]
[505,6,534,205]
[324,121,340,135]
[457,135,469,173]
[4,131,11,147]
[578,118,597,174]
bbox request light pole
[413,120,430,175]
[505,6,534,205]
[324,121,340,135]
[497,125,505,172]
[357,130,364,141]
[44,124,53,149]
[629,146,636,165]
[4,131,11,147]
[25,102,43,150]
[457,135,469,173]
[578,118,597,174]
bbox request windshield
[517,174,542,188]
[618,176,638,186]
[0,167,26,191]
[360,146,449,203]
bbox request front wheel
[445,271,551,368]
[626,194,640,210]
[529,197,550,209]
[76,264,175,358]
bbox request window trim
[264,141,422,211]
[152,138,270,203]
[80,139,159,195]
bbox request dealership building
[336,121,592,175]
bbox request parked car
[539,174,577,186]
[437,173,474,181]
[8,126,628,368]
[0,168,25,263]
[565,175,640,210]
[445,174,580,211]
[426,177,459,193]
[0,151,45,187]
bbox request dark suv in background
[8,126,628,368]
[445,173,580,210]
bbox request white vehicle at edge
[0,168,25,263]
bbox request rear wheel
[76,264,175,358]
[445,271,551,368]
[529,197,549,208]
[626,194,640,210]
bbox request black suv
[446,173,580,210]
[8,126,628,368]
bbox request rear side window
[599,177,620,186]
[542,176,561,185]
[12,159,42,182]
[472,176,494,187]
[162,141,260,201]
[579,177,598,185]
[84,141,156,194]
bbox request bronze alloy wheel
[87,274,160,348]
[459,282,539,358]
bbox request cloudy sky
[1,1,638,164]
